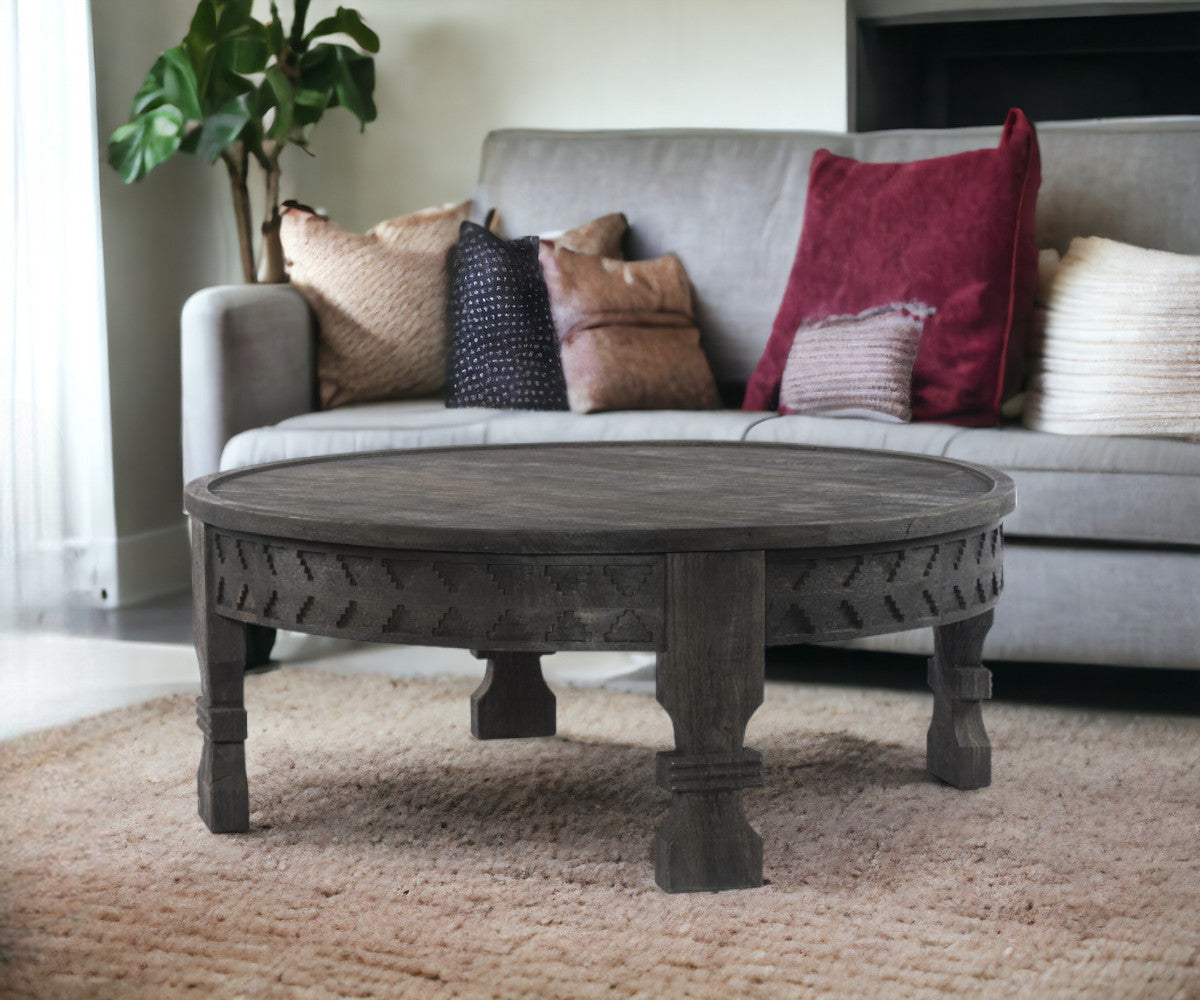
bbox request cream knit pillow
[1023,236,1200,437]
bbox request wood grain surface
[185,442,1015,554]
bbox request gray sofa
[182,116,1200,670]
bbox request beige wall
[286,0,848,232]
[89,0,847,601]
[91,0,231,602]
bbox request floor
[1,591,658,740]
[3,590,1197,741]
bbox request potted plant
[108,0,379,283]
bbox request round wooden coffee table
[184,441,1014,893]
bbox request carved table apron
[184,441,1015,893]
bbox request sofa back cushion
[474,118,1200,393]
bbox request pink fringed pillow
[779,303,931,422]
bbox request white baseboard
[2,520,189,616]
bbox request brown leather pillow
[538,244,721,413]
[281,200,470,409]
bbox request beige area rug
[2,669,1198,1000]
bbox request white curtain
[1,0,117,617]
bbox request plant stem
[221,144,257,284]
[259,142,286,284]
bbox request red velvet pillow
[743,109,1042,426]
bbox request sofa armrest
[181,284,317,483]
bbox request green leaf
[194,97,252,162]
[183,0,267,109]
[290,0,313,49]
[262,66,295,141]
[217,3,268,73]
[304,7,380,53]
[183,1,218,99]
[292,87,331,129]
[293,46,337,127]
[211,64,257,102]
[297,44,336,87]
[331,47,376,126]
[130,47,202,121]
[107,106,186,182]
[224,3,267,74]
[186,2,217,51]
[299,43,376,128]
[110,0,378,187]
[265,7,284,56]
[212,0,256,33]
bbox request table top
[184,442,1015,554]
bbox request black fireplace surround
[853,6,1200,131]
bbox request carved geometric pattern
[206,521,1003,652]
[208,529,665,652]
[765,524,1004,645]
[655,749,764,793]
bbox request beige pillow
[538,243,721,413]
[779,303,929,422]
[281,200,470,409]
[490,211,628,259]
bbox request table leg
[655,551,765,892]
[470,650,556,739]
[245,624,276,669]
[927,609,994,789]
[192,520,250,833]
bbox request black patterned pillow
[445,221,568,410]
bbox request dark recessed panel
[855,11,1200,130]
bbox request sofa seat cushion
[743,413,965,455]
[940,427,1200,546]
[478,408,772,444]
[747,417,1200,546]
[219,399,504,470]
[847,544,1200,669]
[219,401,1200,548]
[219,398,775,470]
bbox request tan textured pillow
[281,200,470,409]
[490,211,628,259]
[779,303,930,422]
[539,244,721,413]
